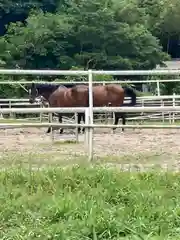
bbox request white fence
[1,69,180,160]
[1,94,180,123]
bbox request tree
[138,0,180,55]
[0,10,75,70]
[0,0,168,71]
[0,0,174,97]
[0,0,60,36]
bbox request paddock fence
[1,69,180,160]
[1,94,180,123]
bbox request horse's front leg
[112,112,119,133]
[46,113,54,134]
[46,127,51,133]
[121,113,126,132]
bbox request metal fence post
[161,100,165,122]
[9,100,13,118]
[157,80,160,96]
[172,93,175,123]
[88,69,93,161]
[85,108,89,149]
[75,112,79,142]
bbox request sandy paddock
[0,127,180,170]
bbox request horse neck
[40,91,52,101]
[37,85,58,101]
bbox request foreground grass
[1,166,180,239]
[1,150,178,170]
[1,149,180,171]
[0,151,87,169]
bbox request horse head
[29,83,59,104]
[29,83,38,103]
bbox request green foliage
[0,2,167,71]
[1,166,180,239]
[0,0,180,97]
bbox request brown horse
[28,83,136,133]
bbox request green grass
[1,150,177,170]
[0,151,87,169]
[1,166,180,239]
[1,149,179,172]
[0,118,40,123]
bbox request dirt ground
[0,127,180,171]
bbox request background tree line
[0,0,180,97]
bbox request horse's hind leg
[58,115,64,134]
[46,114,63,134]
[82,113,85,134]
[46,113,53,134]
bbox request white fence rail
[0,69,180,75]
[1,95,180,123]
[1,79,180,84]
[1,106,180,114]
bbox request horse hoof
[59,129,63,134]
[112,129,116,134]
[77,129,83,134]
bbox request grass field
[1,116,180,239]
[1,164,180,239]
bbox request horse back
[105,84,124,93]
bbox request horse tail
[123,87,136,106]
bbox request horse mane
[35,83,60,91]
[63,83,88,88]
[63,83,76,88]
[34,83,88,92]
